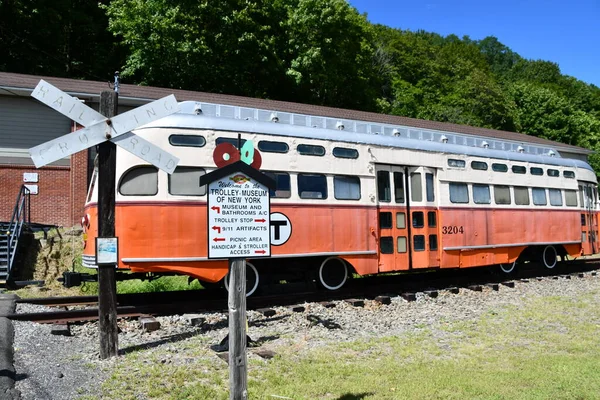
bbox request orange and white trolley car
[82,101,600,294]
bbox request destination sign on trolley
[207,172,271,259]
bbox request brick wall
[0,150,89,227]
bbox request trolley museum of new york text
[207,173,271,259]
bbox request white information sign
[96,237,118,265]
[28,80,180,174]
[207,172,271,259]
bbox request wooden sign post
[201,159,275,399]
[28,80,181,358]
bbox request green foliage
[2,1,600,172]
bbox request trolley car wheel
[542,245,558,269]
[224,262,260,297]
[499,261,517,274]
[318,257,348,290]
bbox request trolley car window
[393,172,405,203]
[532,188,547,205]
[414,235,425,251]
[380,237,393,254]
[412,212,424,228]
[411,173,423,202]
[297,144,325,156]
[514,187,530,205]
[119,166,158,196]
[530,167,543,176]
[264,172,291,198]
[397,237,407,253]
[334,176,361,200]
[512,165,526,174]
[579,186,584,207]
[565,190,578,207]
[549,189,563,206]
[396,212,406,229]
[332,147,359,159]
[449,182,469,204]
[377,171,391,202]
[547,169,560,177]
[564,171,576,179]
[426,173,435,202]
[168,167,207,196]
[492,163,508,172]
[429,235,438,251]
[473,184,491,204]
[471,161,488,170]
[448,159,466,168]
[169,135,206,147]
[379,212,392,229]
[494,185,511,204]
[216,137,246,148]
[258,141,289,153]
[298,173,327,199]
[428,211,437,227]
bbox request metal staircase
[0,185,30,284]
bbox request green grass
[88,289,600,400]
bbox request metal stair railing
[4,185,31,280]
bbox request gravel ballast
[12,273,600,399]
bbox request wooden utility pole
[228,258,248,400]
[97,90,119,359]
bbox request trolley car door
[408,166,440,269]
[375,165,409,272]
[580,183,598,254]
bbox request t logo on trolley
[28,80,180,174]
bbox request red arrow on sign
[212,226,221,234]
[213,238,226,242]
[254,250,266,254]
[211,206,221,214]
[254,219,266,223]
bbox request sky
[348,0,600,87]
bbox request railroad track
[6,258,600,324]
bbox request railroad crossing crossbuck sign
[28,80,180,173]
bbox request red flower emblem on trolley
[230,174,250,184]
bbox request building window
[514,187,530,205]
[549,189,562,206]
[532,188,547,205]
[332,147,359,159]
[492,163,508,172]
[473,184,491,204]
[297,144,325,156]
[298,173,327,199]
[449,182,469,204]
[264,171,291,198]
[512,165,526,174]
[334,176,361,200]
[471,161,488,170]
[119,166,158,196]
[258,140,289,153]
[494,185,511,205]
[168,167,206,196]
[530,167,543,176]
[169,135,206,147]
[377,171,391,202]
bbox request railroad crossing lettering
[28,80,180,173]
[207,173,271,258]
